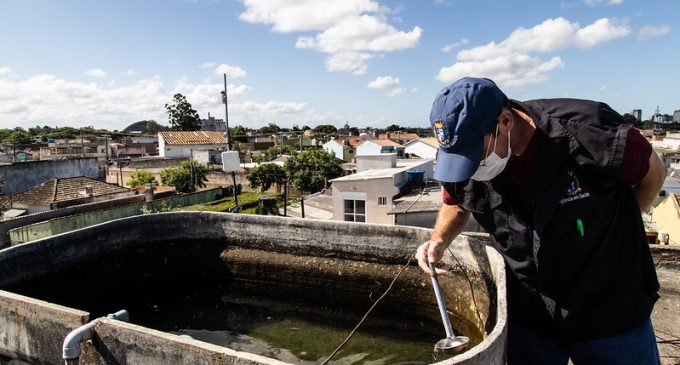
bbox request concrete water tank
[0,213,506,364]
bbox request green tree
[165,93,201,131]
[127,170,157,188]
[284,149,342,218]
[643,120,655,130]
[160,160,208,193]
[230,125,247,138]
[2,129,32,144]
[386,124,401,132]
[259,123,281,135]
[313,124,337,135]
[247,163,286,192]
[622,113,638,126]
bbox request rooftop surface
[159,131,226,145]
[330,159,432,182]
[10,176,133,206]
[388,187,442,214]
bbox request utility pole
[223,74,239,208]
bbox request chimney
[79,186,93,198]
[144,183,156,202]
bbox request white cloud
[123,69,137,76]
[437,17,630,87]
[85,69,107,78]
[583,0,622,6]
[239,0,422,74]
[199,62,218,69]
[367,76,400,89]
[410,87,418,93]
[0,73,336,130]
[213,64,247,78]
[385,88,406,97]
[637,25,671,40]
[0,67,11,76]
[325,52,376,75]
[441,38,469,53]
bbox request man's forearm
[431,204,470,244]
[634,151,666,212]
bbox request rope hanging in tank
[321,252,416,365]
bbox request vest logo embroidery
[559,170,590,205]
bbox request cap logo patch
[433,121,455,148]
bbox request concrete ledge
[0,212,507,365]
[0,290,89,365]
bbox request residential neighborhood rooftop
[359,139,403,148]
[330,159,432,182]
[9,176,133,206]
[158,131,226,145]
[388,186,442,214]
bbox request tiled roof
[366,139,403,147]
[159,131,226,145]
[10,177,133,206]
[415,137,439,148]
[333,136,365,148]
[379,133,420,140]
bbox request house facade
[158,131,227,159]
[404,137,438,159]
[356,139,405,158]
[329,154,433,225]
[651,193,680,245]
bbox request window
[377,196,388,206]
[344,199,366,222]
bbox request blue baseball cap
[430,77,506,182]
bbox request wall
[332,177,399,225]
[405,141,437,159]
[651,194,680,245]
[161,144,225,159]
[355,153,396,172]
[0,158,99,195]
[8,188,226,245]
[322,141,344,160]
[0,195,146,248]
[356,141,382,156]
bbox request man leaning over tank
[416,77,666,365]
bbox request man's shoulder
[522,98,617,118]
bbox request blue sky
[0,0,677,130]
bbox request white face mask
[470,124,511,181]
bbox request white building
[158,131,227,159]
[650,132,680,152]
[404,137,438,159]
[356,139,404,157]
[329,154,433,225]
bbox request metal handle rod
[429,261,454,338]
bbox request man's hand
[416,238,450,276]
[416,203,471,276]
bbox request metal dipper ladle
[428,261,470,352]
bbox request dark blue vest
[462,99,659,341]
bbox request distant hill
[122,120,168,134]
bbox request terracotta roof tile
[159,131,226,145]
[11,177,133,206]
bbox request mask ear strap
[507,130,511,154]
[492,123,500,151]
[481,124,498,165]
